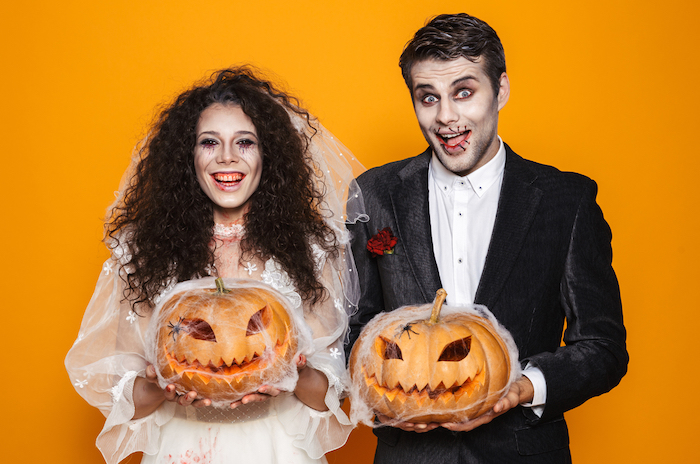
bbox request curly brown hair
[106,67,338,310]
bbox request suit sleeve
[525,181,628,421]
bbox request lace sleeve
[274,246,354,458]
[65,259,175,464]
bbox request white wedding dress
[65,230,354,464]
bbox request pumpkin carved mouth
[163,337,291,385]
[360,364,486,405]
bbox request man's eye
[456,90,472,99]
[422,95,438,104]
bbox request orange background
[1,0,698,462]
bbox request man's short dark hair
[399,13,506,96]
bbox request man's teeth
[439,130,469,140]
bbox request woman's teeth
[214,173,244,183]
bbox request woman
[65,67,364,464]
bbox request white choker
[213,223,245,239]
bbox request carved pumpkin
[153,278,298,402]
[349,289,514,423]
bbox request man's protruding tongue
[439,130,471,152]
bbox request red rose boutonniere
[367,227,398,258]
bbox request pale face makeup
[411,57,510,176]
[194,103,263,223]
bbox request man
[347,13,628,463]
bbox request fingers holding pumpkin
[230,386,281,409]
[155,374,212,408]
[145,364,182,403]
[376,413,439,433]
[166,388,212,408]
[440,377,535,432]
[440,411,496,432]
[145,364,160,383]
[492,376,533,414]
[296,353,307,370]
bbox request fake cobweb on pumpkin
[348,300,520,427]
[145,277,313,408]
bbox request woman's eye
[237,139,255,149]
[200,139,217,147]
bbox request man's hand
[376,413,441,433]
[441,376,534,432]
[375,377,534,433]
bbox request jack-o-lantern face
[154,279,297,402]
[349,289,512,423]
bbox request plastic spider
[167,317,185,342]
[398,323,419,339]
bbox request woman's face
[194,103,263,223]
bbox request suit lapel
[389,150,442,303]
[475,147,542,310]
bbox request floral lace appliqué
[102,261,113,275]
[126,310,137,324]
[110,371,138,403]
[152,279,176,306]
[74,378,88,389]
[244,262,258,275]
[311,244,326,273]
[261,259,302,311]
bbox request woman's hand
[292,354,330,411]
[229,384,284,409]
[231,354,328,411]
[229,354,317,410]
[133,364,211,419]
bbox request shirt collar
[429,136,506,197]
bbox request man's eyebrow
[451,75,478,87]
[413,83,435,93]
[413,75,478,94]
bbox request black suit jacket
[347,145,628,463]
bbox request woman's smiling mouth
[212,172,245,189]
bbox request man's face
[410,57,509,176]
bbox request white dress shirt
[427,137,546,413]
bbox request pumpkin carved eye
[437,336,471,362]
[246,305,272,336]
[377,336,403,360]
[182,319,217,342]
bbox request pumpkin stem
[214,277,232,295]
[428,289,447,324]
